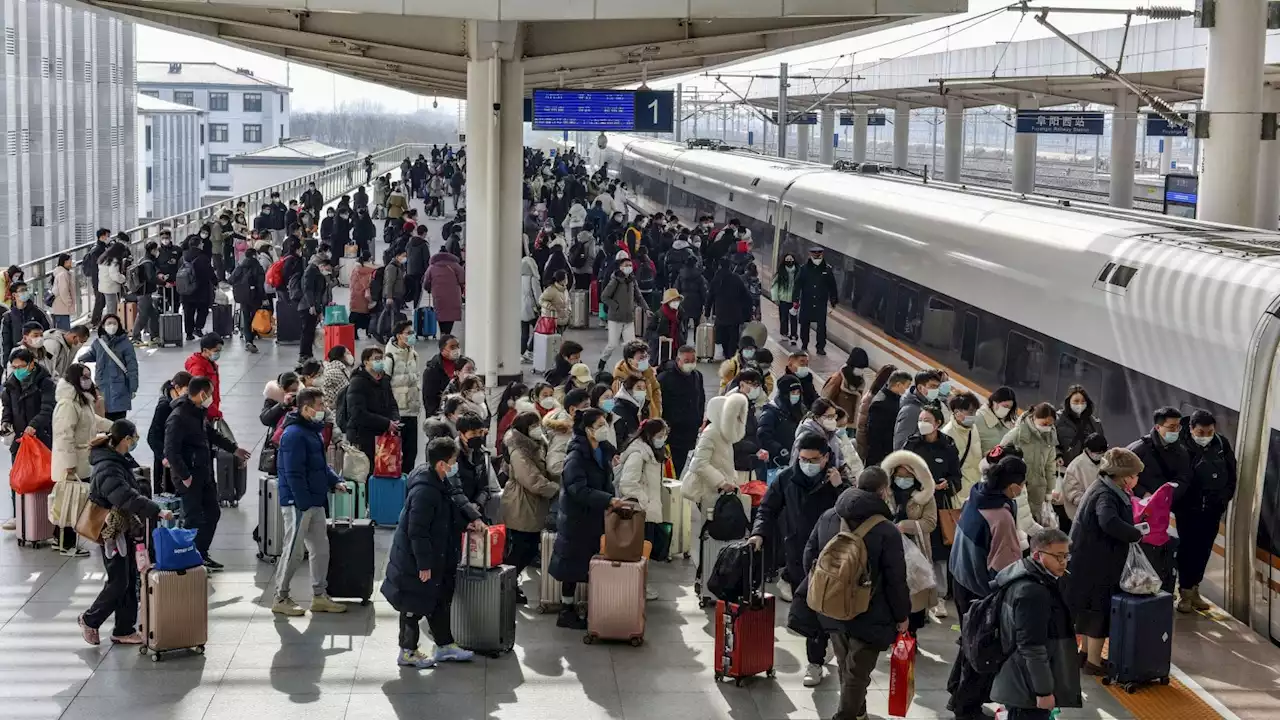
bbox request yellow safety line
[1095,676,1223,719]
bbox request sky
[135,0,1199,112]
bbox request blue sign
[833,134,839,148]
[747,130,754,146]
[839,114,855,126]
[523,98,532,122]
[1015,110,1104,135]
[867,114,887,127]
[771,111,818,125]
[530,89,675,133]
[1146,113,1189,137]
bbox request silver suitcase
[256,476,285,563]
[533,331,562,374]
[537,530,588,613]
[696,533,734,608]
[633,304,649,338]
[569,289,589,329]
[695,321,716,361]
[660,481,693,560]
[450,564,518,657]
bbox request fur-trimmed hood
[881,450,936,507]
[541,408,573,434]
[709,392,748,444]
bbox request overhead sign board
[838,114,887,126]
[530,89,674,132]
[1146,113,1190,137]
[1015,110,1104,135]
[771,111,818,125]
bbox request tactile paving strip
[1095,676,1224,719]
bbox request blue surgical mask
[635,359,650,372]
[789,393,802,405]
[11,367,30,382]
[1162,430,1180,445]
[741,349,755,361]
[601,399,616,413]
[937,381,952,397]
[209,351,221,362]
[960,416,976,428]
[894,477,915,490]
[445,462,459,478]
[794,367,810,378]
[403,335,417,346]
[924,387,939,402]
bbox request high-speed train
[600,134,1280,642]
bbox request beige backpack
[807,515,886,621]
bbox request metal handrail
[23,142,434,322]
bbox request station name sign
[1015,110,1104,135]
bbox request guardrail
[21,142,434,324]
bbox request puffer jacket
[617,437,664,524]
[80,333,139,416]
[51,379,112,481]
[539,282,570,323]
[1062,451,1100,520]
[611,359,662,419]
[501,428,559,533]
[882,450,940,612]
[87,445,162,535]
[382,340,422,417]
[990,559,1083,711]
[941,418,983,502]
[97,259,127,295]
[1001,414,1059,521]
[680,393,749,506]
[520,256,542,323]
[541,408,574,478]
[601,270,643,323]
[319,359,352,415]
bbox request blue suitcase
[1107,591,1173,691]
[415,305,438,338]
[368,474,406,527]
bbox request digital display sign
[530,89,674,132]
[1163,173,1199,218]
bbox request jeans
[1177,502,1226,589]
[102,293,120,319]
[599,319,636,367]
[299,308,320,361]
[52,314,71,331]
[777,299,796,337]
[274,506,330,602]
[131,294,159,343]
[82,549,140,636]
[830,632,882,720]
[398,568,457,650]
[799,310,828,352]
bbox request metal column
[1013,94,1038,194]
[796,123,811,162]
[894,101,911,168]
[853,107,868,163]
[674,84,683,142]
[819,109,836,165]
[1109,90,1138,209]
[944,97,964,183]
[776,63,788,159]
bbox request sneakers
[645,586,660,601]
[520,352,533,365]
[432,643,475,663]
[776,579,793,603]
[514,589,528,606]
[931,600,949,619]
[110,632,144,645]
[396,649,437,669]
[203,558,224,573]
[802,663,824,687]
[1,518,14,531]
[1181,585,1212,612]
[556,608,588,630]
[77,615,100,646]
[272,598,306,617]
[310,595,348,614]
[246,343,259,354]
[60,545,90,558]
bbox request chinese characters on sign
[529,90,675,132]
[1014,110,1105,135]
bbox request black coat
[456,444,497,522]
[332,216,352,246]
[612,396,643,446]
[268,201,288,230]
[0,302,50,360]
[228,254,266,307]
[300,188,324,218]
[155,243,181,282]
[320,216,335,243]
[732,398,761,471]
[1063,477,1143,637]
[802,488,911,650]
[1127,431,1194,500]
[163,395,235,493]
[709,267,752,325]
[544,355,573,388]
[380,467,458,616]
[353,216,377,248]
[657,364,705,452]
[758,398,804,462]
[990,559,1083,710]
[88,446,160,528]
[753,460,850,579]
[551,433,616,584]
[181,248,216,305]
[795,260,838,318]
[902,433,962,558]
[1,363,55,452]
[147,382,179,456]
[1055,407,1104,465]
[346,367,399,460]
[674,265,709,323]
[421,355,451,418]
[407,237,429,276]
[1182,431,1237,510]
[299,261,329,314]
[864,388,901,467]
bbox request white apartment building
[0,0,136,265]
[136,93,204,221]
[137,61,291,202]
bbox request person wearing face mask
[610,375,648,446]
[792,398,848,472]
[793,247,839,355]
[657,346,706,477]
[0,281,50,361]
[163,376,246,571]
[758,374,806,476]
[146,371,190,496]
[421,335,461,418]
[976,386,1020,454]
[598,254,645,372]
[862,369,908,467]
[319,346,355,415]
[182,333,225,419]
[528,382,559,419]
[892,369,944,451]
[541,388,588,482]
[154,230,181,312]
[502,410,560,604]
[1127,406,1193,500]
[79,314,139,421]
[611,340,662,419]
[538,268,571,335]
[384,321,423,469]
[617,419,670,600]
[718,335,762,394]
[347,347,402,469]
[50,363,113,556]
[442,356,478,397]
[455,412,500,523]
[822,347,870,424]
[555,362,593,405]
[1062,432,1107,523]
[49,254,76,330]
[941,393,984,502]
[880,449,941,635]
[1174,412,1235,615]
[902,406,961,616]
[770,253,801,342]
[1,347,55,529]
[1054,385,1104,468]
[644,288,684,361]
[320,208,337,246]
[1000,403,1060,527]
[76,420,175,647]
[781,350,818,406]
[95,242,129,320]
[1064,448,1147,676]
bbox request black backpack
[706,539,764,605]
[369,267,386,306]
[704,492,749,541]
[960,578,1029,674]
[334,385,351,435]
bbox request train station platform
[0,205,1276,720]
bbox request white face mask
[799,461,822,477]
[1070,402,1087,415]
[632,389,647,404]
[820,417,839,432]
[620,265,633,276]
[669,300,681,310]
[469,391,486,405]
[917,421,936,436]
[994,405,1011,419]
[894,476,915,490]
[652,435,668,449]
[538,396,556,410]
[748,386,762,401]
[794,367,810,378]
[1193,434,1214,447]
[680,362,696,373]
[103,323,119,336]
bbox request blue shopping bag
[152,526,203,571]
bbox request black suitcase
[158,289,184,347]
[450,564,518,657]
[212,303,234,339]
[326,518,375,604]
[215,449,247,507]
[276,299,301,344]
[1107,591,1173,691]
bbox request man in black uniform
[794,247,839,355]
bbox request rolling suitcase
[695,320,716,361]
[633,305,648,338]
[15,491,53,548]
[532,331,562,374]
[328,480,366,520]
[140,565,208,661]
[451,563,518,657]
[215,449,247,507]
[713,546,775,685]
[325,517,375,604]
[368,474,406,527]
[414,305,438,338]
[323,323,355,357]
[569,290,589,329]
[536,530,588,613]
[660,480,693,560]
[276,299,301,344]
[1107,591,1173,691]
[256,476,285,563]
[212,303,234,339]
[657,337,674,367]
[697,533,734,608]
[158,288,184,348]
[585,555,647,646]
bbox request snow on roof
[231,139,355,162]
[136,93,203,114]
[137,62,290,90]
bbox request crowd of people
[0,144,1238,718]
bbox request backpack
[569,240,588,270]
[705,539,763,605]
[960,579,1028,674]
[174,258,197,296]
[334,385,352,435]
[127,262,146,295]
[266,257,287,289]
[286,270,303,302]
[806,515,886,621]
[369,266,386,305]
[703,492,749,541]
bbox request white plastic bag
[902,534,937,596]
[1119,543,1162,595]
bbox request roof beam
[228,34,466,86]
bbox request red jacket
[184,352,222,420]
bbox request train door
[960,312,979,369]
[1261,430,1280,641]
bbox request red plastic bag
[374,431,402,477]
[888,631,917,717]
[461,524,507,568]
[10,437,54,494]
[742,480,768,507]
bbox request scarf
[661,303,680,340]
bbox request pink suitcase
[16,491,53,548]
[584,555,646,646]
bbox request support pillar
[1255,86,1280,229]
[674,84,683,142]
[1199,0,1267,225]
[1109,90,1138,210]
[894,101,911,168]
[1159,137,1174,174]
[944,96,964,182]
[1012,94,1038,194]
[853,107,868,163]
[795,123,811,162]
[819,109,836,165]
[776,63,788,159]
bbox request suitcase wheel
[735,678,744,687]
[629,636,643,647]
[766,668,776,678]
[714,672,723,682]
[582,634,595,645]
[1158,677,1170,686]
[698,598,712,609]
[151,653,161,662]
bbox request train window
[857,270,891,328]
[960,312,979,368]
[893,285,923,341]
[751,178,761,187]
[1096,262,1115,282]
[1057,354,1104,410]
[815,220,824,235]
[1110,265,1139,288]
[1004,331,1045,389]
[921,297,955,350]
[728,191,735,202]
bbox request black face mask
[466,436,485,450]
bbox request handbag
[534,313,557,335]
[374,430,403,477]
[259,446,277,475]
[602,499,647,562]
[50,477,90,526]
[938,506,962,546]
[74,497,111,543]
[341,443,370,481]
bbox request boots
[1179,585,1211,613]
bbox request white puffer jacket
[617,438,664,524]
[51,379,112,481]
[681,393,748,506]
[382,340,422,417]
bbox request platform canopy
[83,0,967,97]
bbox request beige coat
[541,408,574,479]
[500,428,559,533]
[941,419,983,503]
[882,450,939,613]
[51,265,76,316]
[51,379,112,482]
[681,394,748,506]
[539,283,570,322]
[617,438,664,524]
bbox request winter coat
[975,405,1015,457]
[51,265,76,316]
[520,256,542,323]
[820,370,862,425]
[80,333,139,415]
[349,264,376,314]
[539,283,570,323]
[1182,431,1237,511]
[769,264,799,303]
[386,191,408,221]
[941,419,982,502]
[87,445,161,532]
[1127,430,1193,500]
[757,397,803,463]
[803,488,911,650]
[382,340,422,417]
[423,252,464,322]
[657,364,705,453]
[891,386,932,451]
[794,260,838,319]
[949,479,1021,598]
[2,362,55,453]
[277,412,342,511]
[380,467,458,616]
[1001,414,1059,518]
[1063,476,1143,637]
[601,271,643,323]
[297,259,329,314]
[320,359,351,415]
[611,358,662,418]
[147,382,179,458]
[180,248,216,306]
[38,331,73,380]
[51,379,112,481]
[541,409,574,479]
[501,428,559,533]
[901,433,961,511]
[228,254,266,308]
[383,260,406,303]
[709,266,752,325]
[420,355,452,418]
[345,367,399,461]
[0,302,51,361]
[752,457,850,580]
[791,418,846,472]
[541,247,571,289]
[863,387,901,467]
[97,259,127,295]
[1055,406,1104,466]
[183,352,222,420]
[163,395,235,495]
[551,433,617,584]
[680,394,749,506]
[882,450,940,612]
[1062,452,1100,520]
[611,391,643,448]
[617,438,664,523]
[990,559,1083,710]
[675,265,709,322]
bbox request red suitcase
[324,323,355,356]
[713,545,775,685]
